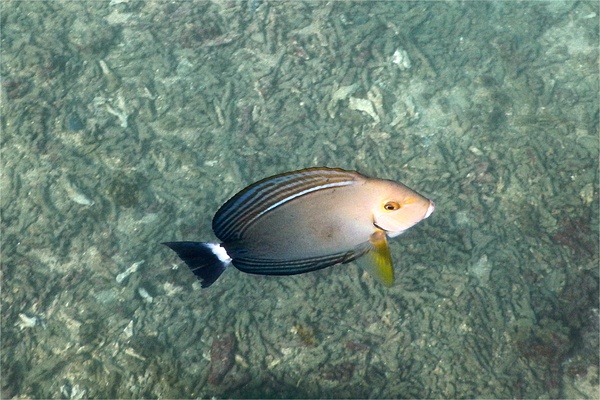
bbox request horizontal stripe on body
[213,167,362,242]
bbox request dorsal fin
[212,167,362,242]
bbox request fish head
[369,180,435,238]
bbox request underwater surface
[1,1,598,398]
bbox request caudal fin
[162,242,232,288]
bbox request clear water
[1,1,598,398]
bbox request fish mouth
[372,200,435,235]
[424,201,435,219]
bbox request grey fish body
[164,167,434,287]
[232,180,374,258]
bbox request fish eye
[384,201,401,211]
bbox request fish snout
[424,201,435,219]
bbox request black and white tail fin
[162,242,232,288]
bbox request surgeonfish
[163,167,434,288]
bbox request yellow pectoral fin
[363,230,394,287]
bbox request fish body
[164,167,434,287]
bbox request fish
[163,167,434,288]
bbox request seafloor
[1,1,598,399]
